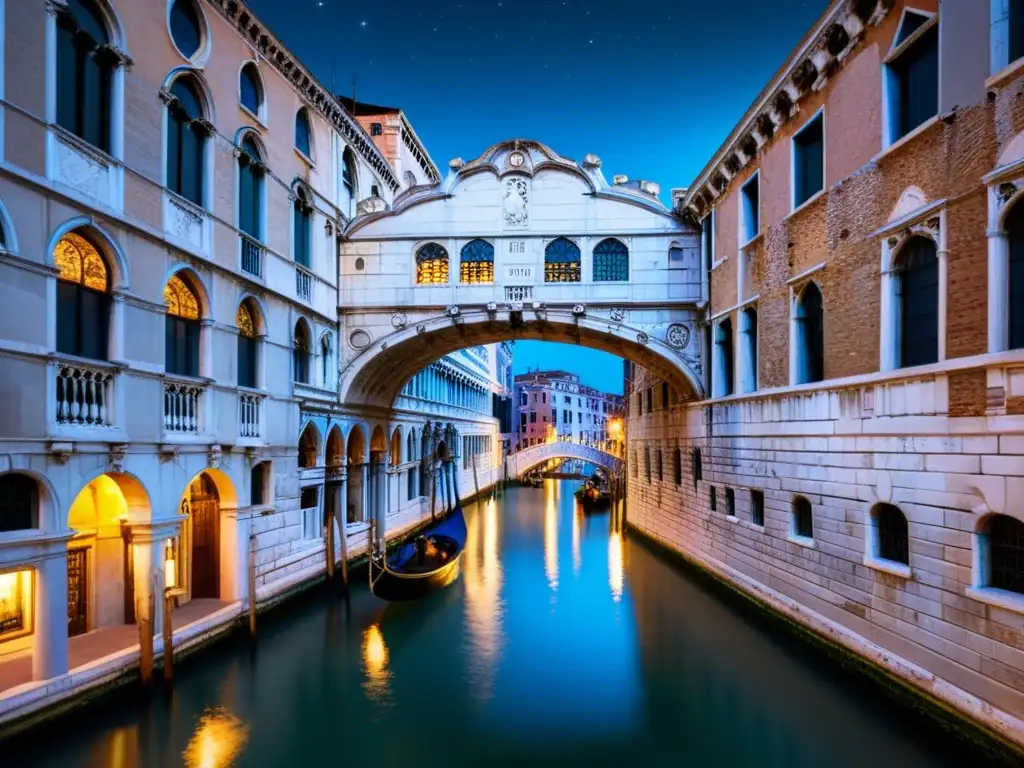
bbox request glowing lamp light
[164,539,177,591]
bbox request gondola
[575,475,611,513]
[368,504,468,602]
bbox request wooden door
[67,548,88,637]
[188,474,220,599]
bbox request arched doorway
[181,473,220,600]
[347,426,366,524]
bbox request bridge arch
[339,307,702,410]
[506,440,623,478]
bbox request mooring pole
[334,484,350,600]
[248,534,257,641]
[162,591,174,684]
[137,588,154,687]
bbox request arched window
[0,474,38,532]
[236,302,257,389]
[295,108,312,158]
[169,0,203,59]
[1006,202,1024,349]
[895,236,939,368]
[416,243,449,285]
[164,274,201,377]
[54,230,111,360]
[593,238,628,282]
[544,238,581,283]
[792,496,814,539]
[320,333,333,387]
[341,147,357,209]
[874,503,909,565]
[795,282,824,384]
[166,75,207,206]
[460,239,494,284]
[239,63,262,116]
[293,321,311,384]
[56,0,112,151]
[987,515,1024,595]
[293,186,312,267]
[298,422,319,469]
[238,136,264,241]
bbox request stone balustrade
[238,392,263,438]
[54,362,115,427]
[163,379,204,434]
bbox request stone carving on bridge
[609,308,626,322]
[666,323,691,349]
[391,312,408,329]
[503,177,529,228]
[349,328,371,350]
[636,332,649,345]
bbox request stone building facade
[627,0,1024,747]
[513,370,624,451]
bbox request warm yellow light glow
[164,539,177,590]
[544,487,558,591]
[608,418,623,436]
[362,623,391,701]
[608,530,624,602]
[571,507,581,576]
[463,497,504,703]
[0,569,29,638]
[182,708,250,768]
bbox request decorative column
[33,551,70,681]
[937,208,948,362]
[361,462,369,526]
[879,238,898,372]
[109,293,126,363]
[989,187,1010,353]
[200,318,215,378]
[378,452,390,551]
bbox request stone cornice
[680,0,892,222]
[204,0,399,193]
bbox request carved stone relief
[666,323,691,349]
[503,177,529,228]
[56,135,108,205]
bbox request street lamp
[164,539,177,590]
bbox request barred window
[593,238,628,282]
[875,503,909,565]
[416,243,449,285]
[544,237,580,283]
[793,496,813,539]
[989,515,1024,595]
[751,490,764,526]
[460,239,494,284]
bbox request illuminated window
[460,239,494,284]
[593,238,628,282]
[236,302,257,388]
[55,231,110,360]
[0,569,31,640]
[164,274,201,376]
[416,243,449,284]
[544,237,580,283]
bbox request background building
[514,370,623,452]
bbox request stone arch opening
[347,425,367,524]
[326,425,344,470]
[175,469,236,604]
[299,420,321,469]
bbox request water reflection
[463,497,505,702]
[543,481,559,592]
[608,530,624,602]
[571,505,582,576]
[361,624,391,702]
[182,708,250,768]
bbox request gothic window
[293,321,311,384]
[0,474,38,532]
[236,302,257,389]
[238,136,264,241]
[874,503,909,565]
[404,170,417,187]
[55,231,111,361]
[169,0,203,59]
[1007,201,1024,349]
[793,496,814,539]
[293,186,313,268]
[896,237,939,368]
[593,238,628,282]
[164,274,201,377]
[416,243,449,285]
[885,12,938,145]
[298,423,319,469]
[460,239,494,284]
[56,0,112,151]
[988,515,1024,595]
[295,108,312,158]
[544,237,581,283]
[166,75,206,206]
[796,282,824,383]
[250,461,267,506]
[239,62,262,116]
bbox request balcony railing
[55,363,114,427]
[505,285,533,301]
[296,266,312,302]
[238,392,263,438]
[240,234,263,279]
[164,381,203,434]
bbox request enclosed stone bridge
[338,139,706,411]
[506,441,623,478]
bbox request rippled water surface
[6,481,997,767]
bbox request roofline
[399,111,442,182]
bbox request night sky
[246,0,827,394]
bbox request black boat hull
[369,507,468,602]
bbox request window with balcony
[238,135,265,241]
[56,0,113,152]
[884,11,938,146]
[544,238,581,283]
[593,238,628,282]
[295,108,313,159]
[792,111,824,209]
[895,236,939,368]
[163,274,201,377]
[416,243,449,284]
[460,239,494,284]
[293,320,312,384]
[293,185,313,268]
[236,301,258,389]
[794,282,824,384]
[239,62,263,118]
[54,231,111,361]
[165,74,207,207]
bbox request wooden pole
[334,490,349,597]
[137,590,154,687]
[248,535,257,641]
[429,461,437,522]
[324,518,335,583]
[472,455,481,504]
[162,591,174,683]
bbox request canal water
[5,480,1003,767]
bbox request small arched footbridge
[506,441,623,479]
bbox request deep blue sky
[247,0,826,394]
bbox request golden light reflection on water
[182,708,250,768]
[463,498,504,702]
[608,530,624,603]
[544,481,559,591]
[572,506,581,576]
[362,623,391,701]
